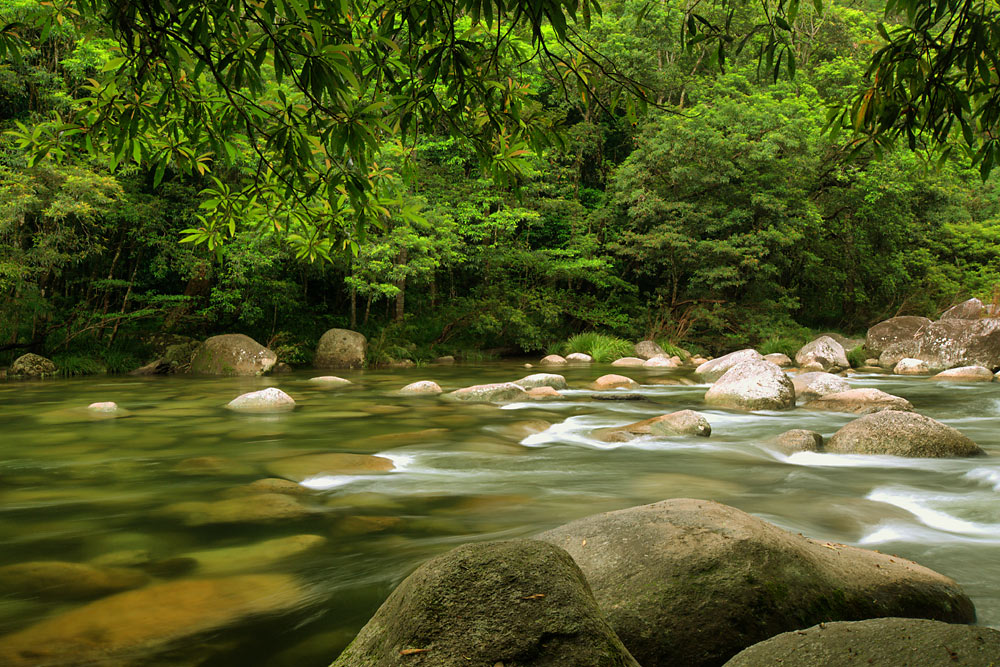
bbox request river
[0,362,997,664]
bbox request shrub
[846,345,868,368]
[562,333,634,362]
[654,337,690,360]
[52,354,105,376]
[757,335,808,359]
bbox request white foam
[867,487,1000,539]
[779,451,969,472]
[966,467,1000,492]
[299,474,369,490]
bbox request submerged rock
[314,328,366,369]
[826,410,984,457]
[538,498,975,667]
[932,365,994,382]
[790,371,850,401]
[399,380,443,395]
[513,373,568,390]
[724,618,1000,667]
[330,540,639,667]
[0,561,148,601]
[694,349,762,383]
[161,493,315,526]
[189,334,277,376]
[182,535,327,576]
[596,410,711,442]
[0,574,308,666]
[87,401,120,413]
[9,353,57,378]
[803,388,913,414]
[704,359,795,410]
[266,453,394,481]
[226,387,296,413]
[447,382,528,403]
[795,336,849,371]
[591,374,639,390]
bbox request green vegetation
[846,345,868,369]
[2,0,999,369]
[562,333,634,363]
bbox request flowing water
[0,363,998,665]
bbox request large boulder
[704,359,795,410]
[724,618,1000,667]
[794,336,849,371]
[596,410,711,442]
[0,574,308,666]
[189,334,277,376]
[940,297,987,320]
[538,499,975,667]
[819,332,866,350]
[331,540,640,667]
[9,353,57,378]
[611,357,646,367]
[399,380,443,395]
[906,318,1000,370]
[774,429,823,453]
[634,340,666,359]
[314,328,366,369]
[225,387,296,413]
[866,316,932,356]
[803,388,913,414]
[932,365,994,382]
[694,349,763,383]
[826,410,984,457]
[566,352,593,362]
[540,354,568,365]
[447,382,528,403]
[762,353,792,367]
[790,372,850,401]
[513,373,568,390]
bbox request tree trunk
[394,249,407,322]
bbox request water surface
[0,363,997,664]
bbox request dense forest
[2,0,1000,372]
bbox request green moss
[846,345,868,368]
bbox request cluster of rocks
[332,499,992,666]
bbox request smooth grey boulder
[894,357,934,374]
[704,359,795,410]
[9,353,57,378]
[566,352,593,362]
[694,349,762,383]
[611,357,646,367]
[634,340,666,359]
[794,336,849,371]
[723,618,1000,667]
[826,410,984,457]
[803,388,913,414]
[448,382,528,403]
[866,316,932,356]
[940,297,987,320]
[314,328,366,369]
[399,380,443,395]
[819,332,866,350]
[596,410,711,442]
[540,354,568,365]
[907,318,1000,370]
[933,365,994,382]
[513,373,568,390]
[538,498,975,667]
[226,387,295,413]
[189,334,276,376]
[790,371,850,401]
[331,540,640,667]
[591,374,639,390]
[762,352,792,367]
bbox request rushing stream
[0,362,998,665]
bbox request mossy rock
[538,499,975,667]
[331,539,640,666]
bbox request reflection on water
[0,364,998,664]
